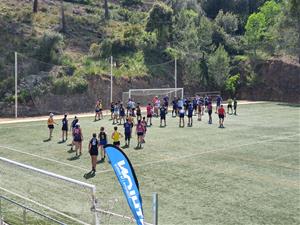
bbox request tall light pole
[110,56,113,103]
[15,52,18,118]
[174,58,177,97]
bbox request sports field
[0,102,299,225]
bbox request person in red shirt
[146,103,153,126]
[135,120,145,149]
[218,105,226,128]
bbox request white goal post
[0,157,99,225]
[122,88,184,106]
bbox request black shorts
[113,141,120,146]
[137,132,144,137]
[179,114,184,118]
[147,114,152,118]
[48,125,54,129]
[188,114,193,118]
[125,133,131,141]
[160,116,166,120]
[208,110,212,116]
[219,114,224,119]
[90,149,98,156]
[62,126,68,131]
[228,104,232,108]
[137,113,141,116]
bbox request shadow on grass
[67,155,80,161]
[43,138,51,142]
[97,159,105,164]
[84,171,95,179]
[277,103,300,108]
[67,149,76,153]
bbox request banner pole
[15,51,18,118]
[174,58,177,98]
[110,56,113,104]
[152,192,158,225]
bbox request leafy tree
[104,0,109,20]
[121,0,143,7]
[245,12,266,55]
[33,0,38,13]
[277,0,300,62]
[215,10,238,34]
[207,45,230,89]
[146,2,173,46]
[225,73,240,96]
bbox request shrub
[35,31,64,64]
[53,76,88,95]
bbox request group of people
[46,94,238,175]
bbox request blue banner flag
[104,144,144,225]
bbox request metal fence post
[152,193,158,225]
[23,208,26,225]
[0,197,2,225]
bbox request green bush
[53,76,88,95]
[225,74,240,96]
[89,43,101,58]
[121,0,143,7]
[35,31,64,64]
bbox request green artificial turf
[0,102,299,225]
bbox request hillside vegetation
[0,0,299,104]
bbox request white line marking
[0,187,90,225]
[0,145,89,172]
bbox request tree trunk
[60,0,66,33]
[33,0,38,13]
[104,0,109,20]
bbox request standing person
[113,102,119,125]
[123,119,132,148]
[135,120,145,149]
[126,99,132,116]
[218,105,226,128]
[204,95,209,111]
[47,113,57,140]
[200,97,205,115]
[136,103,142,121]
[179,107,185,128]
[192,97,198,115]
[98,127,107,162]
[154,98,160,117]
[177,98,184,112]
[111,126,123,147]
[69,116,78,151]
[163,95,169,113]
[110,102,114,120]
[94,101,101,121]
[73,123,83,156]
[99,99,103,120]
[88,133,99,174]
[207,101,213,124]
[131,99,136,117]
[141,117,147,143]
[160,105,167,127]
[233,98,238,115]
[215,95,223,113]
[119,103,126,125]
[172,97,178,117]
[227,98,233,114]
[61,114,68,142]
[146,103,153,126]
[187,103,194,127]
[197,99,202,121]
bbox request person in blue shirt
[61,114,68,142]
[187,103,194,127]
[89,133,99,174]
[163,95,169,113]
[119,103,126,125]
[192,98,198,116]
[172,98,178,117]
[179,107,185,128]
[123,119,132,148]
[160,105,167,127]
[216,95,223,113]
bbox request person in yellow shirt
[227,98,233,114]
[47,113,57,140]
[111,126,123,147]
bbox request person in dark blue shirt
[187,103,194,127]
[89,133,99,174]
[124,119,132,148]
[160,105,167,127]
[172,98,178,117]
[216,95,223,113]
[192,98,198,115]
[61,114,68,142]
